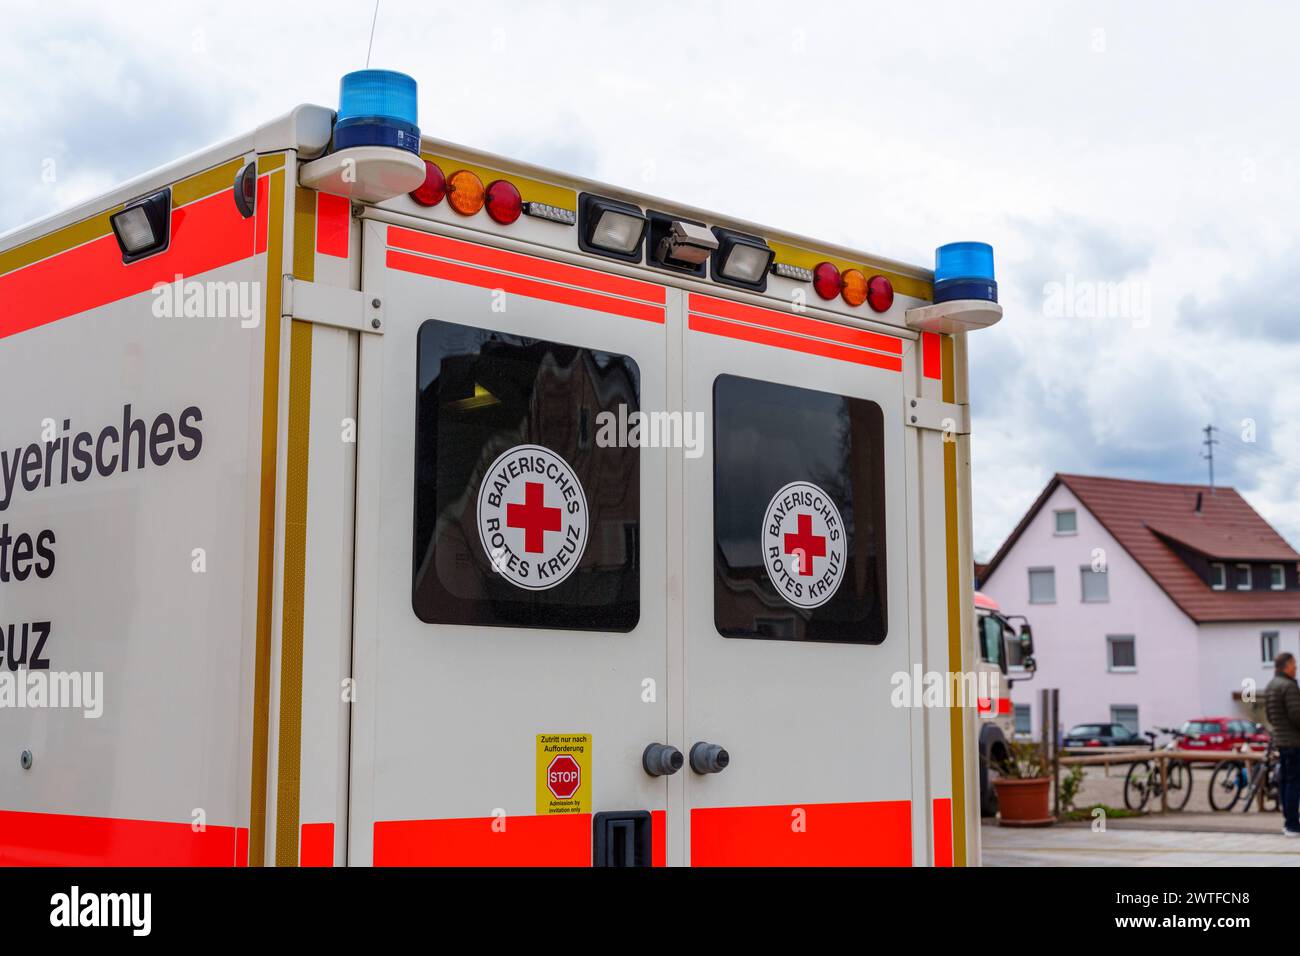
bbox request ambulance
[0,70,1003,867]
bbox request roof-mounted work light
[333,69,420,153]
[578,194,647,262]
[109,188,171,263]
[711,228,774,291]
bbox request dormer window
[1236,564,1252,591]
[1210,563,1226,590]
[1272,564,1286,591]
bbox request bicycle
[1207,743,1279,812]
[1123,726,1193,811]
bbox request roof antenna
[365,0,381,68]
[1201,424,1218,495]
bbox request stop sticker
[546,754,582,800]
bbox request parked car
[1062,723,1145,748]
[1177,717,1270,751]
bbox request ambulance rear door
[679,292,917,865]
[349,220,671,865]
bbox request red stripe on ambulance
[689,800,912,866]
[689,313,903,372]
[373,814,593,866]
[932,797,953,867]
[0,809,242,867]
[387,226,667,305]
[387,249,665,324]
[689,292,903,355]
[0,188,258,341]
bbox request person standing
[1265,652,1300,836]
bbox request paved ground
[982,765,1300,865]
[982,820,1300,866]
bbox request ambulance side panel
[0,152,272,864]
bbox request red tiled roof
[980,473,1300,624]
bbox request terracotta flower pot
[993,777,1054,827]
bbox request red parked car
[1176,717,1269,751]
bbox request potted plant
[990,740,1054,827]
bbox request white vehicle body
[0,98,986,866]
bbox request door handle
[642,743,684,777]
[690,742,730,774]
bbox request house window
[1013,704,1032,735]
[1054,509,1077,535]
[1110,704,1140,734]
[1107,635,1137,672]
[1028,567,1056,604]
[1236,564,1252,591]
[1262,631,1280,664]
[1272,565,1286,591]
[1080,566,1109,602]
[1210,563,1226,590]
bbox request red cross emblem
[784,512,827,576]
[505,481,563,553]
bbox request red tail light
[812,261,840,300]
[485,179,522,225]
[410,160,446,207]
[866,275,894,312]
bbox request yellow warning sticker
[536,733,592,815]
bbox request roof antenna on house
[365,0,381,68]
[1202,424,1219,495]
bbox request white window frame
[1236,563,1252,591]
[1028,567,1056,604]
[1110,704,1140,734]
[1262,631,1280,665]
[1080,565,1109,603]
[1053,509,1078,536]
[1210,562,1226,591]
[1107,634,1137,673]
[1271,564,1285,591]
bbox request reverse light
[712,228,774,291]
[812,261,841,300]
[109,188,171,263]
[485,180,523,224]
[447,170,485,216]
[410,160,446,206]
[933,241,997,304]
[578,194,647,262]
[334,69,420,154]
[841,269,868,307]
[866,275,894,313]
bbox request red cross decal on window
[784,513,827,576]
[506,481,563,553]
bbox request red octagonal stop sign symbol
[546,754,581,800]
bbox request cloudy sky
[2,0,1296,558]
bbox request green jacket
[1265,674,1300,748]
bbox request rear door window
[413,319,640,631]
[712,374,887,644]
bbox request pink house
[978,474,1300,739]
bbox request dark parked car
[1062,723,1145,748]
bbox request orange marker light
[841,269,868,307]
[447,169,485,216]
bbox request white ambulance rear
[0,69,1000,867]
